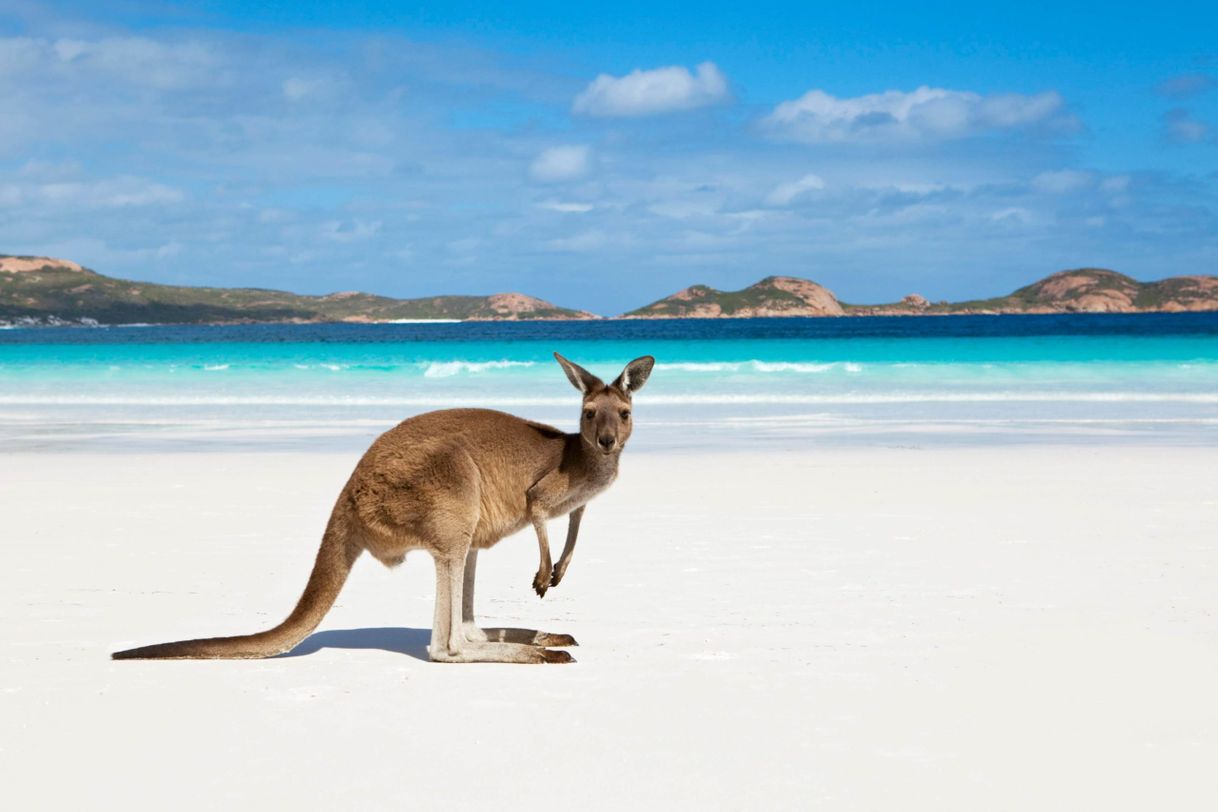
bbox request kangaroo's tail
[112,514,362,660]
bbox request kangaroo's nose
[598,435,616,451]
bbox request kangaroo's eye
[620,410,631,420]
[583,409,595,420]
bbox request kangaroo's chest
[548,475,614,518]
[473,469,614,547]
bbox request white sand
[3,446,1217,809]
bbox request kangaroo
[112,352,654,664]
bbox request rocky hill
[845,268,1218,315]
[0,256,596,325]
[630,269,1218,319]
[623,276,845,319]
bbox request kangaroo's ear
[554,352,604,394]
[612,355,655,395]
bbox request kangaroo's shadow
[276,627,432,661]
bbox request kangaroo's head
[554,352,655,455]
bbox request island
[0,256,596,326]
[3,255,1217,327]
[624,269,1218,319]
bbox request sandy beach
[3,445,1216,809]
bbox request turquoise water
[3,316,1217,450]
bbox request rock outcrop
[624,276,845,319]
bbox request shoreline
[5,413,1218,454]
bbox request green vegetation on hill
[625,276,842,318]
[844,268,1218,315]
[626,282,811,317]
[0,257,591,324]
[942,268,1139,312]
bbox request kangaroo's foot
[549,561,570,588]
[532,564,552,598]
[480,627,578,647]
[428,641,574,664]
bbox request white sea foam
[750,361,840,373]
[654,362,741,372]
[655,360,854,374]
[202,364,230,371]
[422,360,536,378]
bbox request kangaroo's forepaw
[550,566,567,588]
[541,648,576,664]
[533,569,551,598]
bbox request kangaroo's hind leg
[461,547,489,643]
[428,549,573,664]
[461,547,578,648]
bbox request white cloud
[50,36,220,89]
[1031,169,1092,194]
[646,194,725,220]
[283,77,322,101]
[573,62,728,117]
[319,219,381,242]
[52,38,88,62]
[156,241,183,258]
[537,200,594,213]
[529,145,591,183]
[763,86,1071,143]
[1162,108,1210,143]
[0,177,184,209]
[0,37,42,73]
[989,207,1033,224]
[17,159,84,180]
[765,173,826,206]
[1156,74,1216,99]
[546,230,607,252]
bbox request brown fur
[112,352,654,664]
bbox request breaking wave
[421,360,536,378]
[655,360,861,374]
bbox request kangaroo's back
[351,408,571,548]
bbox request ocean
[2,313,1217,451]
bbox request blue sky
[1,1,1216,313]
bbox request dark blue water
[4,312,1218,345]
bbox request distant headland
[2,254,1216,327]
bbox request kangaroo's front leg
[550,505,583,589]
[531,514,553,598]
